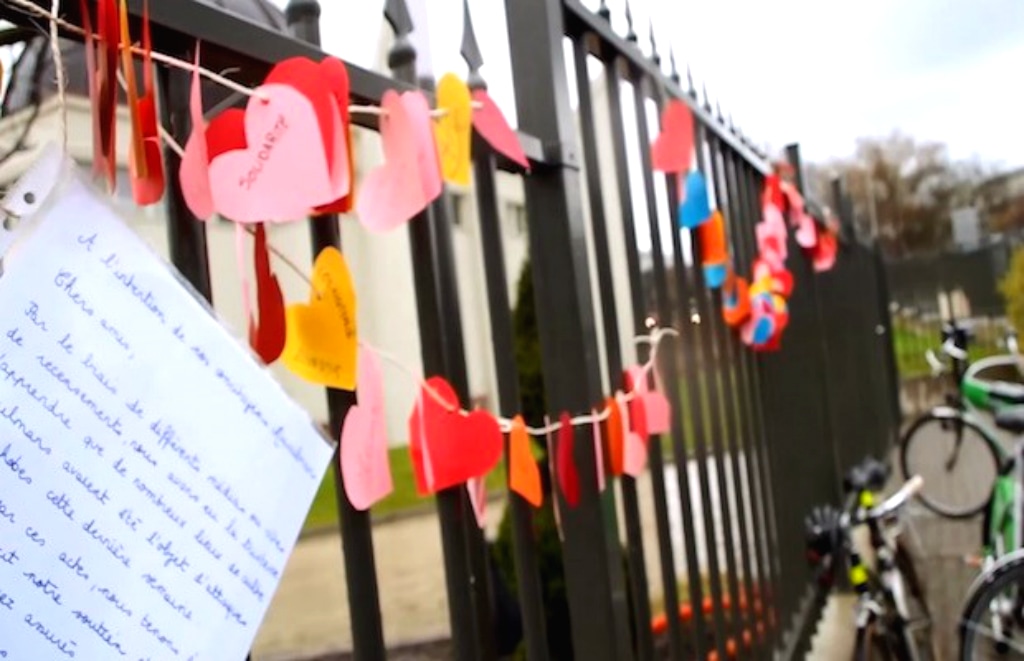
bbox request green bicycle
[900,322,1024,518]
[958,406,1024,658]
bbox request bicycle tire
[853,617,918,661]
[900,409,1002,519]
[959,548,1024,659]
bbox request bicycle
[959,405,1024,659]
[806,457,932,660]
[900,321,1024,518]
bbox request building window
[506,202,526,236]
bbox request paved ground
[251,457,754,660]
[253,426,997,661]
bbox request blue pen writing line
[71,608,128,656]
[24,612,78,658]
[61,460,110,505]
[96,249,168,325]
[1,443,32,484]
[0,352,73,431]
[35,352,124,436]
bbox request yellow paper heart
[281,247,358,391]
[434,73,473,186]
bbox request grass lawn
[302,446,506,533]
[892,319,1002,379]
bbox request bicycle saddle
[843,456,890,494]
[995,406,1024,435]
[989,381,1024,406]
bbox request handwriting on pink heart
[355,91,442,233]
[626,365,671,436]
[340,349,393,510]
[208,83,335,223]
[471,89,530,171]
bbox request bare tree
[805,132,991,258]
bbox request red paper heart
[205,109,248,160]
[408,377,503,495]
[556,412,580,508]
[247,224,286,364]
[471,89,530,171]
[622,370,649,444]
[812,229,838,272]
[264,57,337,174]
[315,57,356,215]
[651,99,694,174]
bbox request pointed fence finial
[598,0,610,20]
[648,21,661,66]
[702,81,711,110]
[686,64,696,98]
[384,0,416,70]
[624,0,637,42]
[460,0,486,90]
[669,48,680,83]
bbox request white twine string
[7,0,483,119]
[48,0,68,150]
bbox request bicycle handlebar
[861,475,923,522]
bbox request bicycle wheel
[960,549,1024,659]
[900,410,1002,518]
[853,615,919,661]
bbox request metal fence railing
[0,0,902,658]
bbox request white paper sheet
[0,148,334,660]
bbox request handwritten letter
[0,158,333,659]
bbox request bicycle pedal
[964,553,984,568]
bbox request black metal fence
[0,0,902,659]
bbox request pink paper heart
[208,83,335,223]
[325,96,351,200]
[402,92,443,202]
[617,396,648,477]
[471,89,530,171]
[592,417,606,493]
[355,91,442,233]
[340,349,393,511]
[467,476,486,529]
[626,365,671,435]
[179,47,215,221]
[794,212,818,248]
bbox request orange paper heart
[508,415,542,507]
[604,396,624,477]
[281,247,358,390]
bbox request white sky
[273,0,1024,169]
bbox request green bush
[1001,246,1024,335]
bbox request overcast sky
[272,0,1024,170]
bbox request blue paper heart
[703,262,728,289]
[678,171,711,229]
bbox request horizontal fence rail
[0,0,902,659]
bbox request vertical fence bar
[463,3,550,655]
[703,128,756,656]
[505,1,633,658]
[722,143,779,654]
[385,3,492,658]
[630,67,690,660]
[471,138,550,660]
[604,53,711,658]
[284,3,388,659]
[689,116,740,657]
[738,159,784,645]
[708,135,762,657]
[571,37,656,660]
